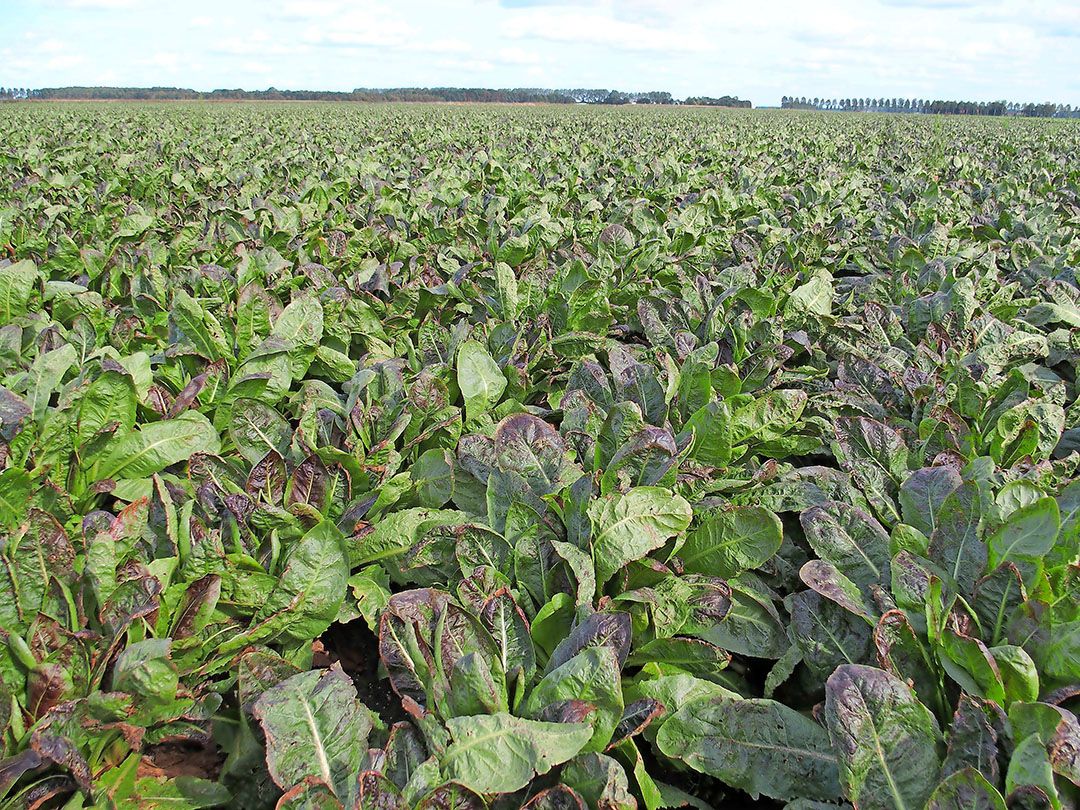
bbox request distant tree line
[684,96,752,108]
[7,86,753,107]
[353,87,575,104]
[557,90,671,105]
[781,96,1079,118]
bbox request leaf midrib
[100,419,207,480]
[296,684,334,789]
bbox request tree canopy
[781,95,1078,118]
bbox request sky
[2,0,1079,106]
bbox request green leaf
[25,343,77,421]
[0,468,31,531]
[899,467,963,537]
[0,259,40,323]
[801,502,891,598]
[480,588,536,687]
[799,559,874,619]
[229,398,292,464]
[561,753,636,810]
[927,481,986,596]
[824,664,943,810]
[251,520,349,644]
[679,506,783,578]
[987,497,1059,572]
[1005,734,1060,809]
[730,389,807,446]
[130,775,233,809]
[684,401,732,467]
[117,212,154,238]
[457,340,506,423]
[939,624,1006,705]
[656,696,842,802]
[700,578,788,659]
[988,645,1039,705]
[788,590,872,678]
[172,290,228,360]
[414,448,455,508]
[348,508,465,568]
[494,261,519,319]
[973,563,1025,647]
[925,767,1006,810]
[832,417,908,525]
[521,646,623,752]
[253,666,374,802]
[589,487,692,585]
[1009,701,1080,788]
[440,713,591,795]
[626,637,731,680]
[1050,479,1080,570]
[112,639,178,705]
[346,566,391,632]
[77,369,137,446]
[272,296,324,349]
[3,509,75,627]
[786,269,834,317]
[96,411,221,481]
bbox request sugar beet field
[0,102,1079,809]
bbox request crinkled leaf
[679,506,783,578]
[589,487,692,586]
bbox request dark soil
[317,619,408,726]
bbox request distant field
[1,102,1079,809]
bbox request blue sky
[3,0,1079,106]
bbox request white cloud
[41,0,141,8]
[299,5,414,48]
[277,0,342,18]
[7,36,85,71]
[146,51,180,70]
[501,6,710,51]
[493,46,541,65]
[438,57,495,72]
[212,30,298,57]
[413,38,473,54]
[45,52,84,70]
[877,0,980,6]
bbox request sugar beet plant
[0,103,1079,809]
